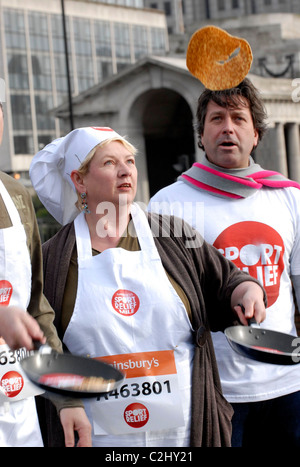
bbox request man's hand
[60,407,92,447]
[0,305,45,349]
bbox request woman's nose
[118,162,132,176]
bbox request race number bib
[90,350,184,435]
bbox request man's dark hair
[196,78,268,151]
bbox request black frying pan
[20,344,125,398]
[225,317,300,365]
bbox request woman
[30,127,266,447]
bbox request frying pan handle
[237,304,260,327]
[33,340,52,354]
[248,317,260,327]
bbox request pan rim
[20,352,125,398]
[224,325,296,357]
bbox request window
[14,135,34,155]
[51,15,74,99]
[7,53,29,90]
[94,20,113,82]
[164,1,171,15]
[73,19,92,56]
[10,95,32,131]
[4,10,26,50]
[114,23,131,60]
[150,27,166,54]
[94,20,112,58]
[31,55,52,91]
[73,19,94,92]
[76,56,94,93]
[217,0,225,10]
[133,25,148,60]
[35,95,55,130]
[28,12,49,52]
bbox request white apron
[0,180,43,447]
[63,204,194,447]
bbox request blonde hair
[75,136,137,210]
[78,136,137,176]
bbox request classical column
[274,122,288,176]
[286,123,300,183]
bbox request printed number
[0,348,29,365]
[97,380,171,401]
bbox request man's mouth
[219,141,236,147]
[118,183,131,188]
[219,141,236,149]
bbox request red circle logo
[1,371,24,397]
[112,290,140,316]
[124,403,149,428]
[213,221,284,307]
[0,280,13,305]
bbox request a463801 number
[97,380,171,401]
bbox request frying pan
[20,343,125,398]
[225,308,300,365]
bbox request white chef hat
[30,127,125,225]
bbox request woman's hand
[231,281,266,325]
[60,407,92,447]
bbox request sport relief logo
[0,280,13,305]
[213,222,284,307]
[1,371,24,397]
[124,402,149,429]
[112,289,140,316]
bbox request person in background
[149,78,300,447]
[30,126,266,447]
[0,102,91,447]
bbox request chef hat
[30,127,125,225]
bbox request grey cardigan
[40,213,265,447]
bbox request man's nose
[222,115,234,133]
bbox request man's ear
[70,170,86,192]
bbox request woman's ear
[70,170,86,192]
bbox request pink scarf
[179,158,300,199]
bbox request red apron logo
[213,221,284,307]
[0,280,13,305]
[112,289,140,316]
[1,371,24,397]
[124,402,149,428]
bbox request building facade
[53,56,300,203]
[144,0,300,34]
[0,0,168,180]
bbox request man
[0,103,91,446]
[149,78,300,446]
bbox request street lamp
[61,0,74,130]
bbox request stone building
[144,0,300,35]
[0,0,168,181]
[54,55,300,203]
